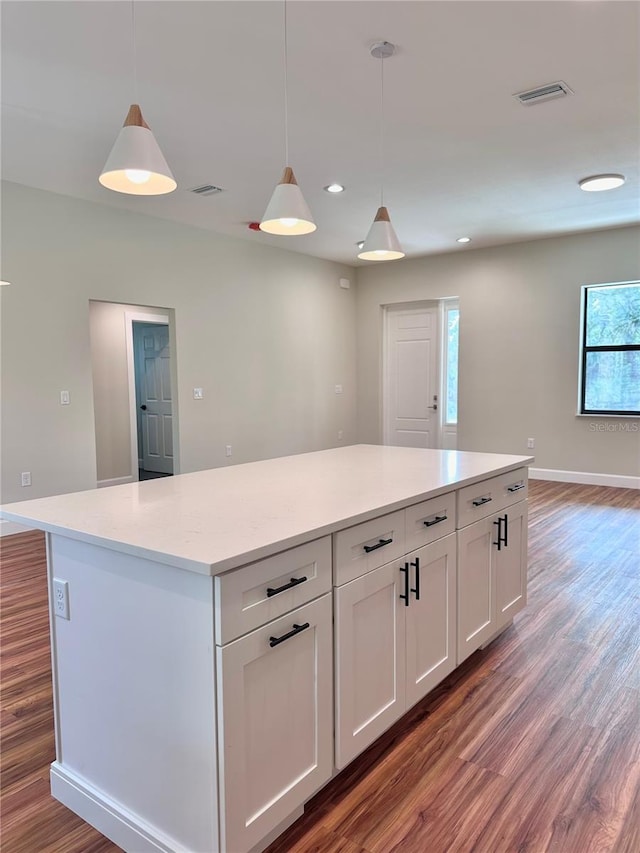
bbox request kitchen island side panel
[48,535,219,853]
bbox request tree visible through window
[580,282,640,415]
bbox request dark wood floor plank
[2,481,639,853]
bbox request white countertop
[0,445,533,575]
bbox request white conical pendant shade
[260,167,316,235]
[99,105,176,196]
[357,206,405,261]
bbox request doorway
[126,312,174,480]
[382,301,459,450]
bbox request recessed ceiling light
[324,183,345,193]
[456,237,472,244]
[356,241,365,250]
[579,174,625,192]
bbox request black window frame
[580,282,640,416]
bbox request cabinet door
[405,534,457,708]
[457,515,495,664]
[216,594,332,853]
[495,501,528,630]
[334,562,406,769]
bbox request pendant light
[358,42,404,261]
[99,2,176,196]
[260,1,315,235]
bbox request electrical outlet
[335,384,343,395]
[527,438,535,449]
[193,387,203,400]
[225,445,232,457]
[338,430,344,441]
[53,579,70,620]
[21,471,31,487]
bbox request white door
[405,534,457,708]
[334,561,406,769]
[384,305,439,448]
[216,594,333,853]
[495,501,528,631]
[135,323,173,474]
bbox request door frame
[125,311,176,482]
[382,301,440,448]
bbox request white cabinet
[216,594,333,853]
[457,499,528,664]
[334,533,456,769]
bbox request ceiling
[1,0,639,266]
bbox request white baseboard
[0,519,34,537]
[50,763,180,853]
[530,467,640,490]
[98,475,135,488]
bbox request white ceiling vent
[189,185,224,196]
[514,81,573,106]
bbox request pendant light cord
[283,0,289,166]
[380,51,385,208]
[131,0,139,103]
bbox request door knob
[428,404,438,410]
[140,404,147,411]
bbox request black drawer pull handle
[363,537,393,553]
[266,576,308,597]
[472,496,492,507]
[410,557,420,601]
[507,483,525,493]
[493,514,508,550]
[269,622,310,647]
[424,515,447,527]
[399,563,410,606]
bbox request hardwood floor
[1,482,638,853]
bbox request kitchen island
[1,445,533,853]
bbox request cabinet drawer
[405,492,456,552]
[495,467,528,508]
[457,467,528,529]
[333,510,405,587]
[215,537,331,645]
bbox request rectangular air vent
[514,81,573,106]
[189,185,224,196]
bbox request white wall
[1,181,357,503]
[355,227,640,478]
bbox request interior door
[385,305,439,448]
[135,323,173,474]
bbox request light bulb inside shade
[280,218,300,228]
[125,169,152,184]
[579,174,625,192]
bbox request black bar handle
[493,516,503,550]
[424,515,447,528]
[503,513,508,548]
[266,576,308,598]
[399,563,410,606]
[269,622,310,648]
[410,557,420,601]
[473,496,492,507]
[507,483,525,493]
[363,537,393,553]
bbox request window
[580,282,640,415]
[444,304,459,424]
